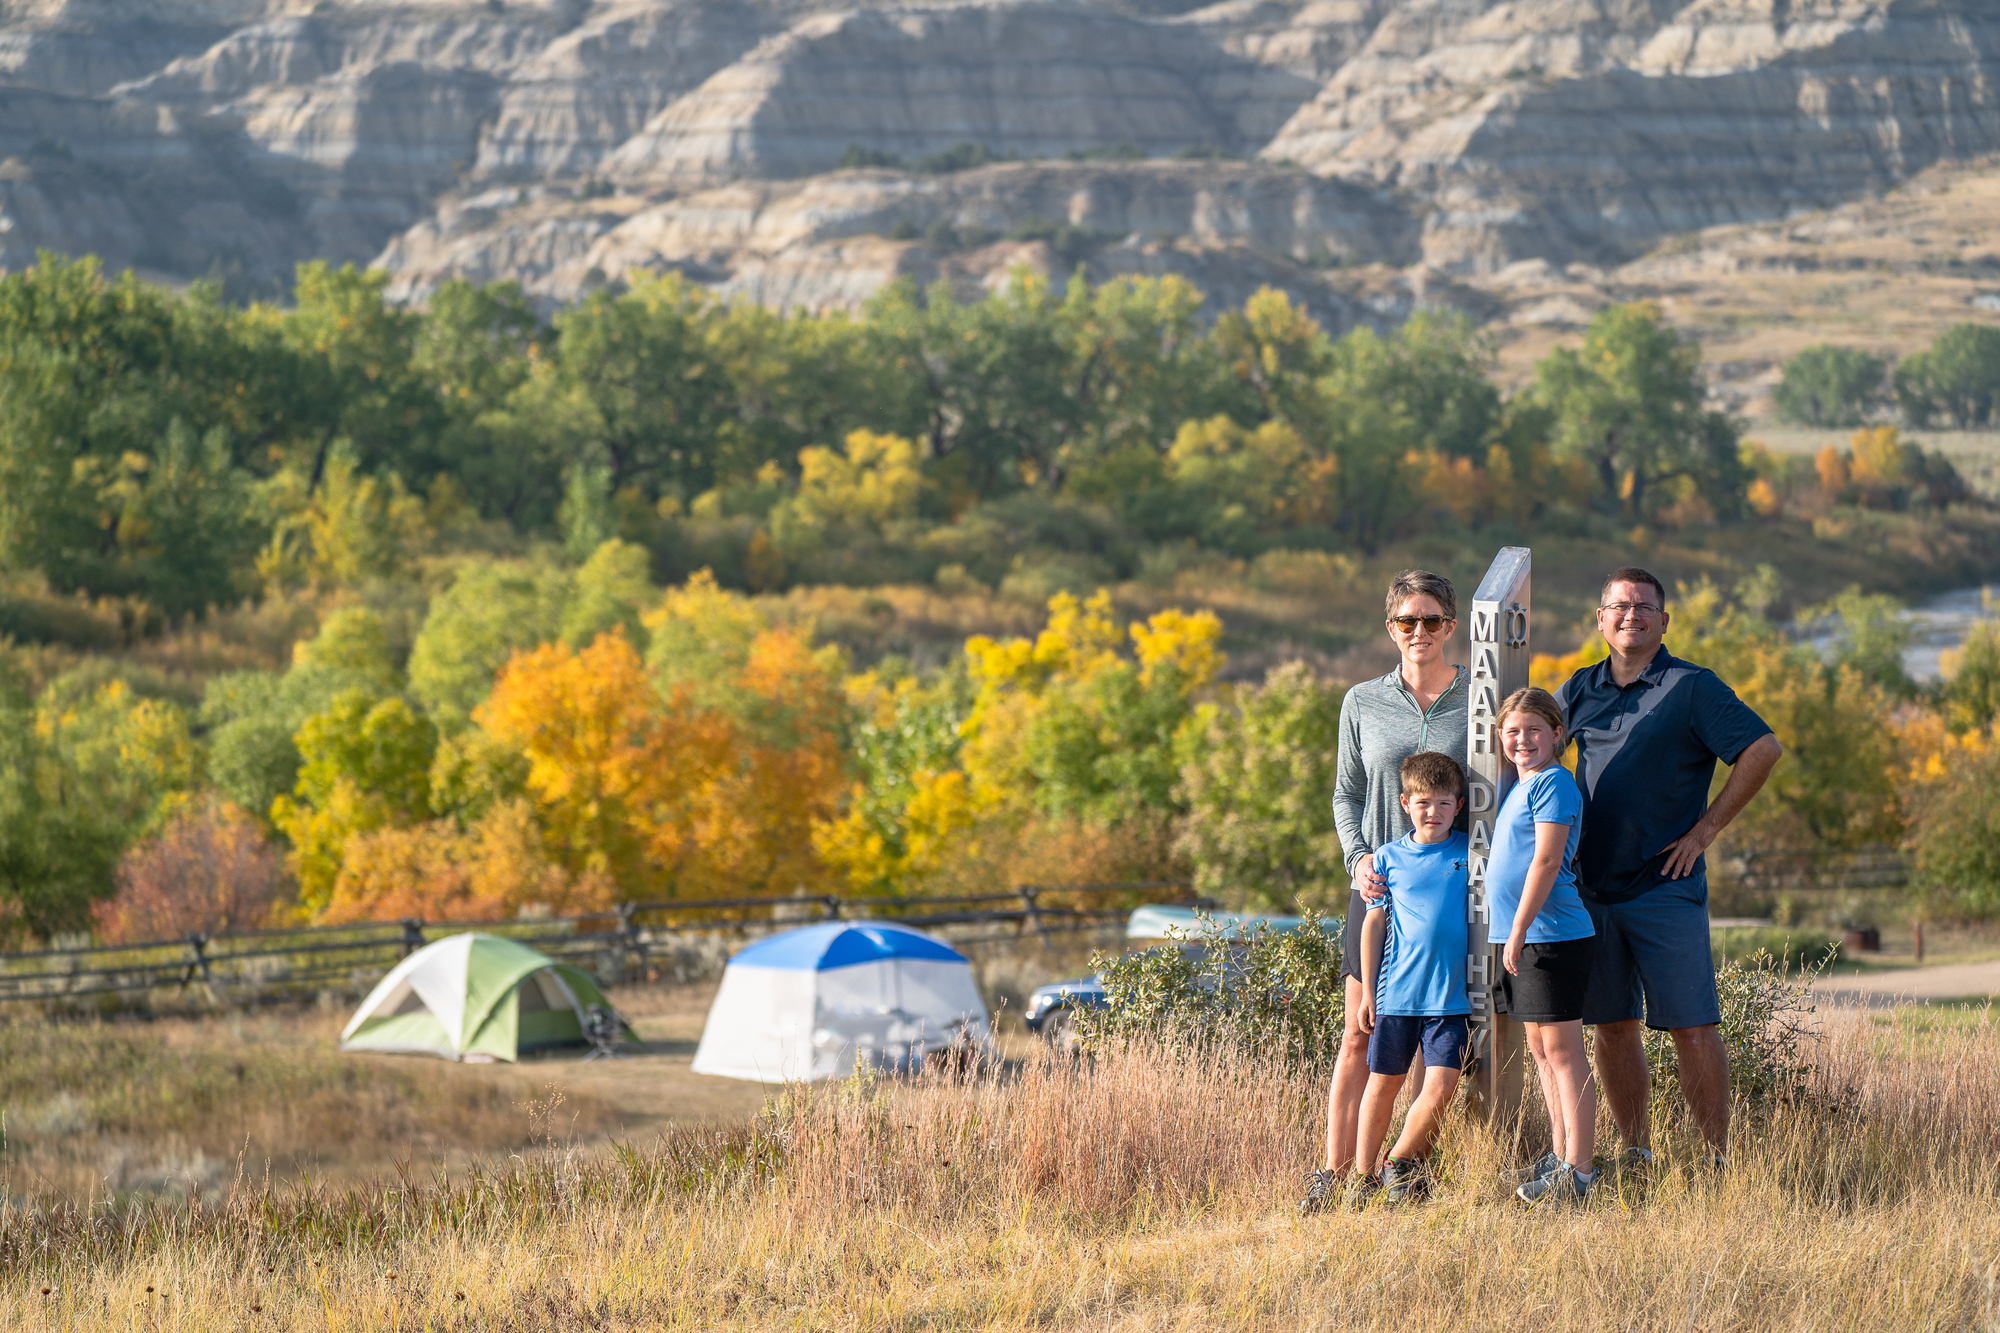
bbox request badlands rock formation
[0,0,1997,324]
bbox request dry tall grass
[0,1012,625,1199]
[4,1005,1998,1330]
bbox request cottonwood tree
[1535,303,1746,519]
[1774,343,1886,428]
[1894,323,2000,429]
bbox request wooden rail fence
[0,881,1195,1008]
[1709,846,1908,893]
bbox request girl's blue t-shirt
[1485,764,1595,945]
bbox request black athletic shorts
[1341,888,1369,984]
[1498,937,1596,1023]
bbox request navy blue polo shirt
[1555,646,1772,904]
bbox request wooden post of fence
[400,919,426,958]
[182,933,212,989]
[616,901,645,982]
[1019,886,1045,938]
[1466,547,1531,1128]
[822,896,842,921]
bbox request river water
[1796,585,1996,682]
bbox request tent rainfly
[341,933,622,1063]
[692,922,989,1083]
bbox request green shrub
[1644,947,1831,1108]
[1074,910,1345,1069]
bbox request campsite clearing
[0,983,765,1199]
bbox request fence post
[1018,885,1045,937]
[400,919,427,958]
[617,901,645,982]
[182,933,212,989]
[822,896,842,921]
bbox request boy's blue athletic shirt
[1484,764,1595,945]
[1370,830,1472,1017]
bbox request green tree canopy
[1535,302,1744,518]
[1773,343,1886,428]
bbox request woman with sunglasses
[1301,568,1468,1213]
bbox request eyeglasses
[1390,615,1451,633]
[1599,602,1663,620]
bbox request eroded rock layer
[0,0,1994,319]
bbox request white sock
[1573,1164,1595,1182]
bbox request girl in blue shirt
[1490,687,1598,1205]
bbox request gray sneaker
[1344,1174,1383,1209]
[1516,1162,1593,1206]
[1299,1169,1340,1216]
[1501,1151,1562,1187]
[1616,1146,1653,1175]
[1380,1157,1431,1205]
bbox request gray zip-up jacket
[1332,665,1470,876]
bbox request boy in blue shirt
[1353,750,1471,1205]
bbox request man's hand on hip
[1660,824,1714,880]
[1661,734,1783,880]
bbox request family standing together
[1303,566,1784,1210]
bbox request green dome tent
[341,933,623,1062]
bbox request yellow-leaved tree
[816,590,1223,897]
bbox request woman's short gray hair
[1384,569,1457,621]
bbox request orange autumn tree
[325,575,853,921]
[475,620,849,901]
[323,799,600,924]
[322,630,717,923]
[679,625,850,895]
[475,630,733,894]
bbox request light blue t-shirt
[1485,764,1595,945]
[1370,830,1472,1017]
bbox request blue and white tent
[691,922,990,1083]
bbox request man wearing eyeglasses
[1554,567,1783,1172]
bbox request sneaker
[1616,1145,1653,1175]
[1299,1169,1340,1216]
[1500,1151,1562,1187]
[1516,1162,1593,1206]
[1380,1157,1431,1205]
[1344,1174,1383,1210]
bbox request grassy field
[0,986,771,1201]
[1,986,1996,1330]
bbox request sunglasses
[1390,615,1451,633]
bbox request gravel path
[1810,959,2000,1008]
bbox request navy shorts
[1579,874,1722,1031]
[1367,1014,1471,1077]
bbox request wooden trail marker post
[1466,546,1531,1124]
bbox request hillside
[3,0,1999,330]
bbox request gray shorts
[1579,874,1721,1031]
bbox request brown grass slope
[2,1005,1997,1330]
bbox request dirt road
[1810,959,2000,1008]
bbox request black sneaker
[1299,1169,1340,1216]
[1616,1145,1653,1176]
[1501,1151,1561,1187]
[1344,1174,1383,1209]
[1380,1157,1431,1205]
